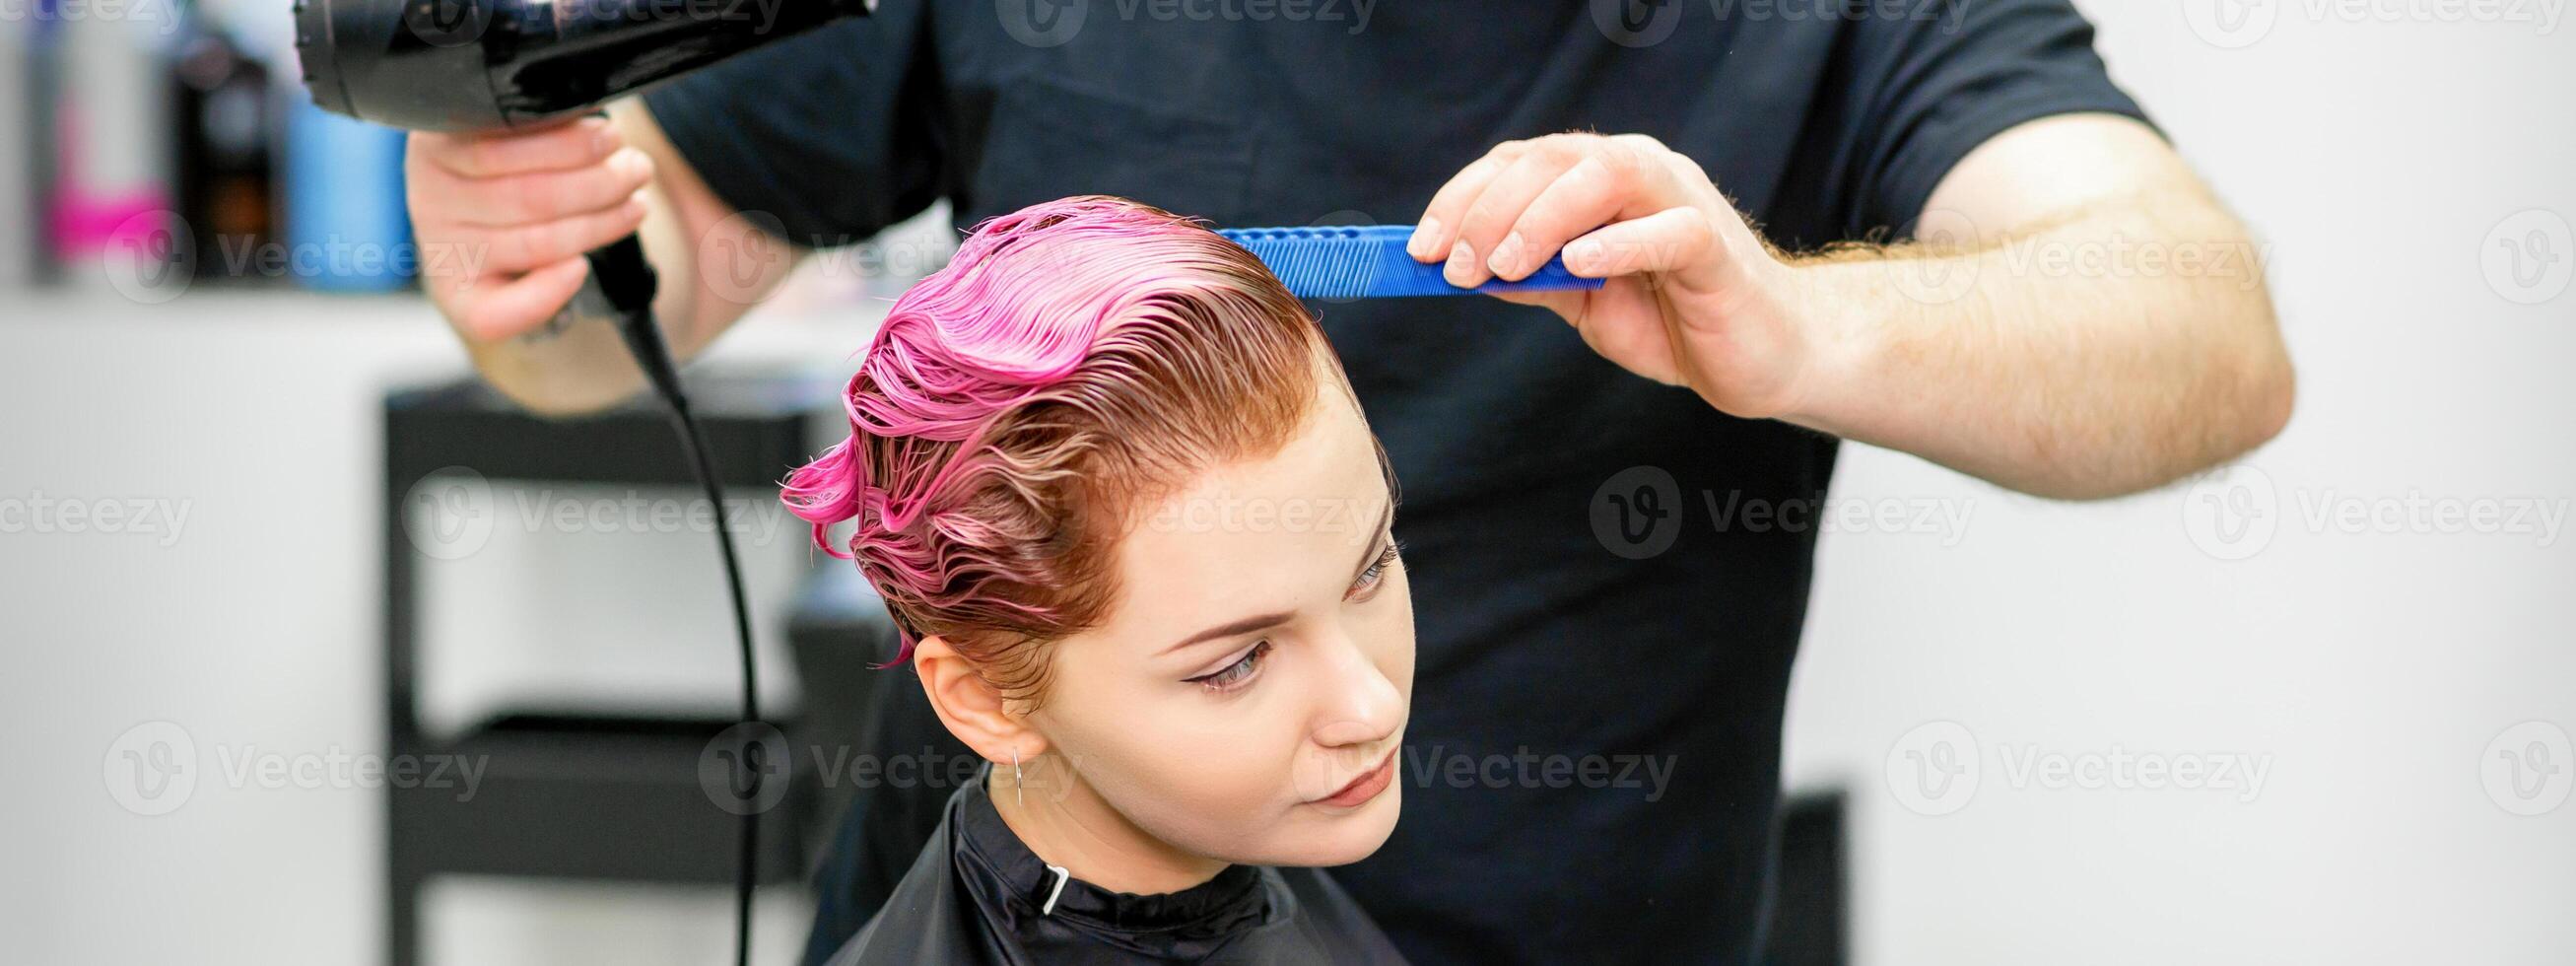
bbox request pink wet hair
[780,196,1329,696]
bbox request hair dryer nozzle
[294,0,516,130]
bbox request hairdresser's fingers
[445,258,594,343]
[1487,280,1682,384]
[1445,138,1599,288]
[1486,288,1587,318]
[476,192,652,274]
[1567,279,1692,387]
[1407,140,1535,262]
[1561,206,1725,288]
[425,148,655,228]
[1490,136,1693,281]
[412,117,621,179]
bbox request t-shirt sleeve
[1833,0,2158,239]
[637,3,948,247]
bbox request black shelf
[381,371,885,966]
[390,714,810,884]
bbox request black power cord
[582,234,763,966]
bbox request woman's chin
[1321,797,1402,865]
[1247,786,1404,868]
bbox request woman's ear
[912,635,1051,765]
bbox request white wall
[2,7,2570,965]
[0,288,858,965]
[1782,3,2576,964]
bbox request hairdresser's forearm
[1414,117,2292,497]
[1779,188,2294,499]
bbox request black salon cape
[822,773,1406,966]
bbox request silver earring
[1012,749,1023,809]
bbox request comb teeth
[1218,227,1382,301]
[1217,224,1604,300]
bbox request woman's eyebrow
[1158,498,1394,657]
[1159,611,1294,656]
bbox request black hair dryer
[289,0,880,388]
[295,0,875,131]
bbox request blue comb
[1217,224,1604,300]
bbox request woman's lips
[1315,747,1398,808]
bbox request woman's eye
[1346,539,1402,600]
[1187,640,1272,693]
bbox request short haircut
[782,196,1329,697]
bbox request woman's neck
[986,755,1229,896]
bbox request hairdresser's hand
[1408,132,1822,421]
[406,115,655,341]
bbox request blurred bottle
[169,3,278,286]
[41,0,178,295]
[276,0,411,298]
[281,97,413,293]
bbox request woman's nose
[1309,637,1404,748]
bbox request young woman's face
[1026,378,1414,868]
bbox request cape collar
[951,768,1278,943]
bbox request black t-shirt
[644,4,2149,964]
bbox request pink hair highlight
[780,196,1326,693]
